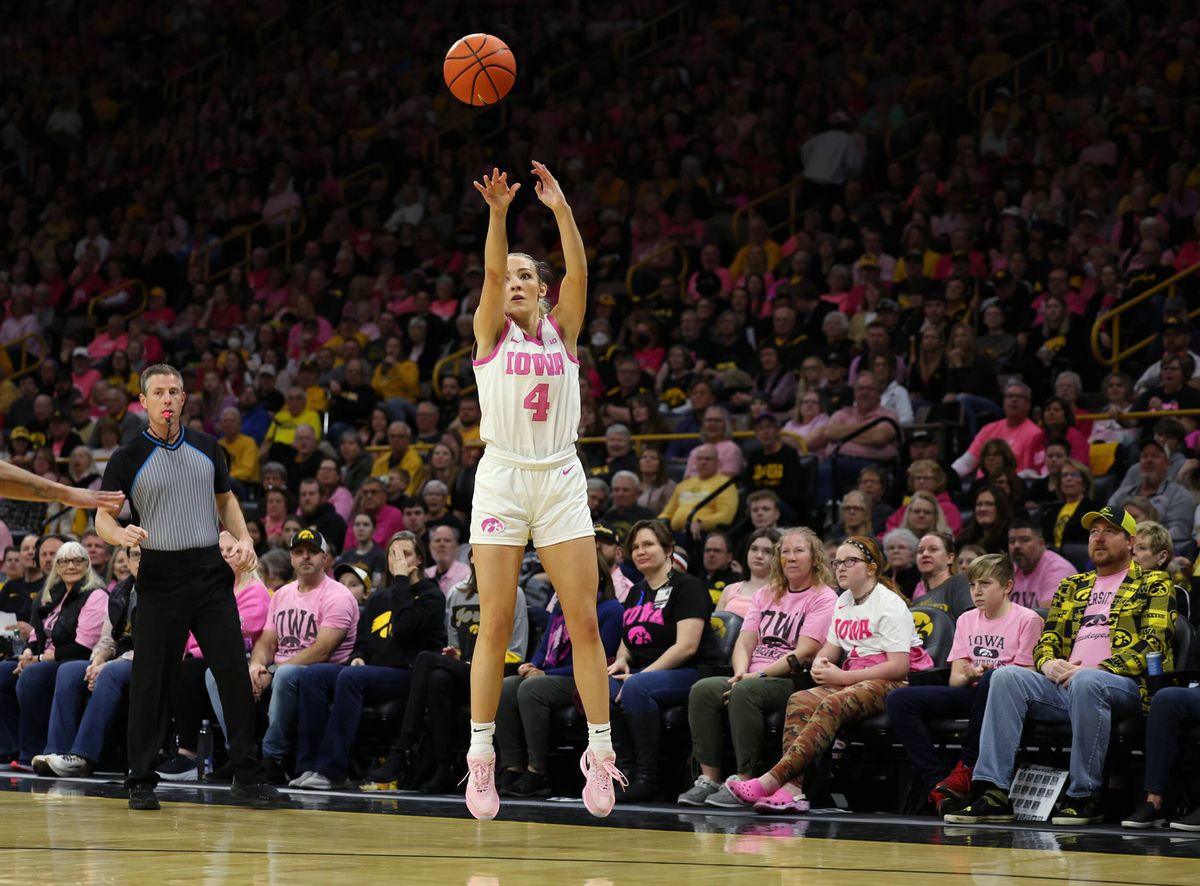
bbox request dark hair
[596,550,616,601]
[623,519,674,561]
[1008,514,1044,537]
[385,530,428,579]
[956,484,1014,552]
[1042,396,1076,429]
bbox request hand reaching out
[531,160,566,210]
[473,167,521,211]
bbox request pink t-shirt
[966,418,1045,475]
[1070,570,1125,667]
[742,584,838,673]
[185,580,271,658]
[683,438,745,479]
[425,559,472,599]
[267,575,359,664]
[827,584,934,671]
[823,405,900,460]
[948,604,1043,670]
[343,504,405,551]
[1011,549,1077,609]
[717,581,758,619]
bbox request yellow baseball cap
[1080,506,1137,537]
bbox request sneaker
[288,771,317,789]
[496,768,523,793]
[943,788,1016,824]
[9,761,34,773]
[31,755,54,777]
[1169,805,1200,831]
[302,773,333,791]
[463,753,500,821]
[934,760,973,800]
[503,769,551,799]
[128,784,161,811]
[203,760,234,784]
[1121,801,1165,829]
[155,755,199,782]
[677,774,721,807]
[705,776,745,809]
[230,779,287,809]
[1051,796,1103,826]
[580,749,626,818]
[46,754,92,777]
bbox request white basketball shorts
[470,447,594,548]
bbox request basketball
[444,34,516,107]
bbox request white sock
[587,722,614,757]
[468,720,495,758]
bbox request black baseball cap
[594,522,620,546]
[289,528,329,553]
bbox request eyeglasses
[831,557,867,570]
[58,557,89,567]
[1060,471,1082,479]
[841,504,866,512]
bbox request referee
[95,364,283,810]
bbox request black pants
[173,656,216,752]
[128,546,259,787]
[399,650,470,763]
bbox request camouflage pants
[768,679,905,788]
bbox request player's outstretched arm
[534,160,587,350]
[472,167,521,353]
[0,460,125,512]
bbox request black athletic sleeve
[190,430,232,495]
[101,441,139,495]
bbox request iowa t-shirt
[741,584,838,673]
[1070,570,1125,666]
[267,575,358,664]
[623,570,720,670]
[947,603,1043,670]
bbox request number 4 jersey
[473,314,581,463]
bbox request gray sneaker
[677,775,721,806]
[46,754,92,777]
[705,776,745,808]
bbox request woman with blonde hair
[0,541,108,770]
[681,527,839,808]
[836,491,875,541]
[728,535,934,812]
[899,490,952,539]
[886,460,962,534]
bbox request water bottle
[10,630,25,658]
[1146,651,1163,677]
[197,720,214,780]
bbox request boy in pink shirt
[886,553,1043,812]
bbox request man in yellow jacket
[658,444,739,536]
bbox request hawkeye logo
[481,517,506,533]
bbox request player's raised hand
[473,167,520,210]
[531,160,566,210]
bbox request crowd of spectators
[1,0,1200,822]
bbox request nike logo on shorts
[562,466,574,476]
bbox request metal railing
[624,242,689,303]
[85,279,148,327]
[1090,262,1200,372]
[730,178,804,245]
[193,203,307,284]
[1077,408,1200,422]
[3,332,47,381]
[885,112,934,163]
[968,41,1064,117]
[432,346,476,399]
[163,48,232,104]
[615,2,695,67]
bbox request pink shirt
[328,487,354,522]
[612,567,634,603]
[948,604,1043,670]
[684,439,745,480]
[824,404,900,461]
[425,559,471,599]
[885,491,963,534]
[742,584,838,673]
[965,417,1045,475]
[185,580,271,658]
[35,587,109,653]
[1011,549,1077,609]
[343,504,405,551]
[1070,570,1125,667]
[88,332,129,361]
[267,575,358,664]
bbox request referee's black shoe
[230,778,288,809]
[129,784,161,811]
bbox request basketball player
[0,460,125,512]
[465,162,625,820]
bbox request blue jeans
[973,666,1142,798]
[207,663,306,762]
[45,660,90,753]
[1143,686,1200,795]
[885,667,994,794]
[294,663,411,780]
[46,660,133,762]
[609,668,699,715]
[0,659,62,763]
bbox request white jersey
[472,314,580,462]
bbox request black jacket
[29,580,104,662]
[107,575,137,658]
[351,575,445,668]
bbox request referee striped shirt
[101,427,232,551]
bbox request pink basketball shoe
[580,749,627,818]
[463,753,500,821]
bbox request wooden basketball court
[3,775,1198,884]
